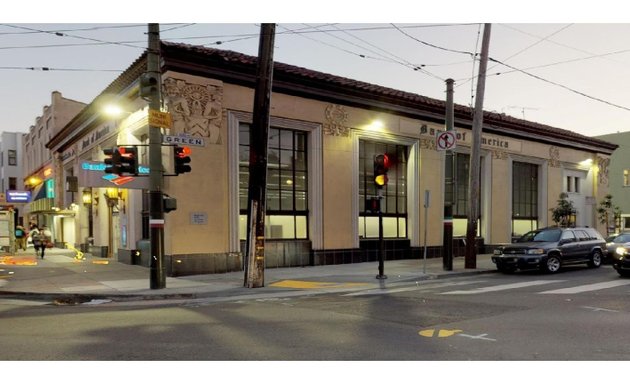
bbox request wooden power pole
[465,23,491,269]
[244,23,276,288]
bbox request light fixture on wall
[82,189,92,205]
[104,187,121,207]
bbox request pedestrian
[41,226,53,257]
[30,226,44,258]
[15,225,27,251]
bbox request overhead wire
[279,23,445,81]
[329,24,448,80]
[490,57,630,112]
[0,24,146,49]
[389,22,630,115]
[276,24,396,63]
[457,24,574,88]
[0,66,121,72]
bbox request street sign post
[148,109,172,129]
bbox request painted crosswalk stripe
[441,280,565,295]
[539,280,630,294]
[343,280,486,296]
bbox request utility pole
[465,23,491,269]
[147,23,166,289]
[443,78,455,271]
[244,23,275,288]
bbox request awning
[29,184,54,213]
[32,184,46,201]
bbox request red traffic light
[175,145,192,158]
[174,145,192,175]
[374,154,390,188]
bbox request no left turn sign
[436,130,457,151]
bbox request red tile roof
[161,41,616,153]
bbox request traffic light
[139,72,159,100]
[174,145,192,175]
[373,154,390,188]
[103,148,122,175]
[118,146,138,175]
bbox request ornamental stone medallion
[491,149,508,160]
[162,77,223,144]
[323,104,350,136]
[549,146,560,168]
[597,156,610,185]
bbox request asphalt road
[1,264,629,364]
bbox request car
[611,243,630,277]
[491,226,606,274]
[604,232,630,263]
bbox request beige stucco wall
[156,70,611,259]
[489,155,511,244]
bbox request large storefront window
[358,140,407,238]
[445,153,481,236]
[239,123,308,240]
[512,161,539,237]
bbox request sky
[3,1,630,140]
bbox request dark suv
[492,227,606,274]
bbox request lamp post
[104,187,120,259]
[82,188,94,243]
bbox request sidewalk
[0,246,498,302]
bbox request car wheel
[588,250,602,268]
[543,255,561,273]
[618,270,630,278]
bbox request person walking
[30,225,44,258]
[40,226,53,259]
[15,225,27,251]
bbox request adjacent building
[22,91,86,245]
[44,41,617,276]
[0,131,26,224]
[594,131,628,233]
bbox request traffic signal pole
[147,23,166,289]
[374,154,389,279]
[443,78,454,271]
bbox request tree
[550,193,576,227]
[597,194,621,236]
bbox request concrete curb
[0,267,499,304]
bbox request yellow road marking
[270,280,369,289]
[419,329,462,338]
[92,260,110,265]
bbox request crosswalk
[539,280,630,294]
[441,278,630,295]
[441,280,564,295]
[343,276,630,297]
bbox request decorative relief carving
[162,77,223,144]
[323,104,350,136]
[491,150,508,160]
[597,156,610,185]
[549,145,560,168]
[420,138,436,150]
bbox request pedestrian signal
[118,146,138,175]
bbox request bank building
[33,41,616,276]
